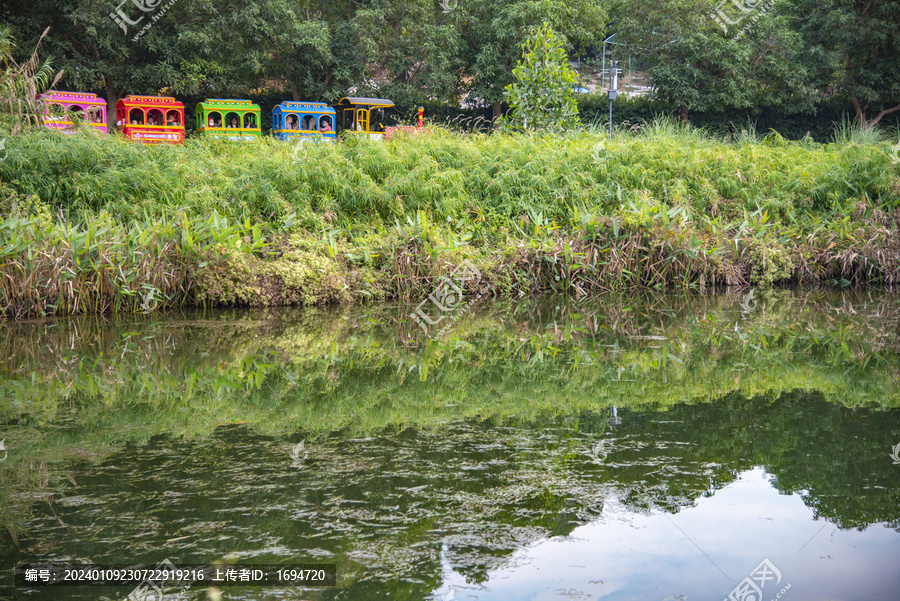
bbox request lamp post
[609,404,622,426]
[608,61,618,138]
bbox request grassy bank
[1,121,899,317]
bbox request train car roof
[198,99,261,110]
[118,96,185,108]
[274,101,335,113]
[39,91,106,105]
[336,97,395,107]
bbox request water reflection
[435,468,900,601]
[0,290,898,600]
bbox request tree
[788,0,900,129]
[1,0,366,118]
[351,0,464,107]
[3,0,215,119]
[458,0,608,120]
[230,0,364,102]
[614,0,815,122]
[504,23,580,132]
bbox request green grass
[1,120,899,316]
[3,120,898,226]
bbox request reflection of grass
[0,291,897,434]
[0,456,70,560]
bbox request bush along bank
[1,122,899,318]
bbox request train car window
[370,108,385,132]
[355,108,368,132]
[147,109,163,126]
[165,110,180,126]
[301,115,316,131]
[225,112,240,129]
[48,103,66,120]
[208,111,222,128]
[286,114,299,130]
[319,116,332,132]
[129,108,144,125]
[244,114,256,128]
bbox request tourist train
[36,92,425,145]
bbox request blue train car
[272,101,337,142]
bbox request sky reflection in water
[436,468,900,601]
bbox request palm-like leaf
[0,27,64,134]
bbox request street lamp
[608,61,618,138]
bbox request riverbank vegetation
[1,122,899,317]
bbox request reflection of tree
[592,391,900,531]
[5,392,899,599]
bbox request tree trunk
[291,84,301,102]
[492,101,502,126]
[105,76,119,133]
[679,105,689,124]
[849,92,867,128]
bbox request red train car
[115,95,185,144]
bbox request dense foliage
[1,0,898,130]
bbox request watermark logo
[291,138,308,163]
[609,404,622,425]
[591,137,608,162]
[291,441,308,464]
[709,0,774,39]
[890,442,900,464]
[438,0,457,13]
[890,141,900,165]
[410,259,483,338]
[127,558,190,601]
[589,439,609,463]
[141,288,161,313]
[740,289,757,315]
[725,559,790,601]
[109,0,179,42]
[0,439,7,462]
[109,0,160,34]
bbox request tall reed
[0,26,62,135]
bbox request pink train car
[38,91,108,133]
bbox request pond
[1,290,899,601]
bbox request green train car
[195,99,262,142]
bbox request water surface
[1,290,899,600]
